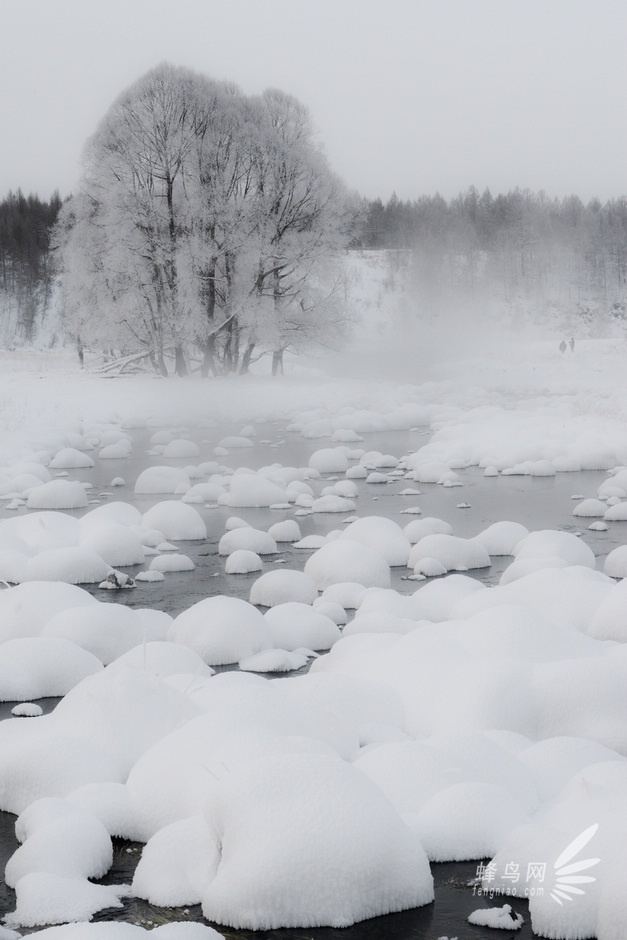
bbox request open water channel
[1,417,621,938]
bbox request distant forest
[0,190,62,343]
[356,188,627,334]
[2,185,627,347]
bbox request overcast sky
[2,0,627,204]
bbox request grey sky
[2,0,627,203]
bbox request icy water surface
[74,420,620,613]
[1,419,619,938]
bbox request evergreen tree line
[357,188,627,331]
[0,190,61,343]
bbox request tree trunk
[200,337,217,377]
[239,342,255,374]
[271,349,284,376]
[174,345,188,376]
[150,350,168,377]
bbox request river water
[1,418,620,937]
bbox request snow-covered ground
[0,334,626,938]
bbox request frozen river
[77,421,619,615]
[0,416,621,939]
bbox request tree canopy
[55,64,355,375]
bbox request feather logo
[550,823,600,905]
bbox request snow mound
[249,569,318,607]
[603,546,627,579]
[604,501,627,521]
[168,596,272,665]
[468,904,523,930]
[79,524,145,567]
[311,495,356,513]
[512,529,596,568]
[200,752,434,928]
[134,467,190,495]
[149,554,195,572]
[5,872,128,928]
[474,521,530,555]
[341,516,411,566]
[239,649,310,673]
[308,448,350,473]
[218,527,277,556]
[163,439,200,459]
[26,548,111,584]
[218,474,286,508]
[573,498,607,518]
[84,636,181,677]
[408,534,491,572]
[0,637,103,701]
[403,517,453,543]
[263,602,340,650]
[42,602,169,664]
[267,519,302,542]
[224,550,263,574]
[49,448,96,469]
[414,780,529,860]
[304,539,391,590]
[26,481,89,510]
[80,502,143,528]
[141,502,207,540]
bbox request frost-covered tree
[237,89,355,374]
[55,64,353,375]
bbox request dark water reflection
[89,847,535,940]
[1,420,617,937]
